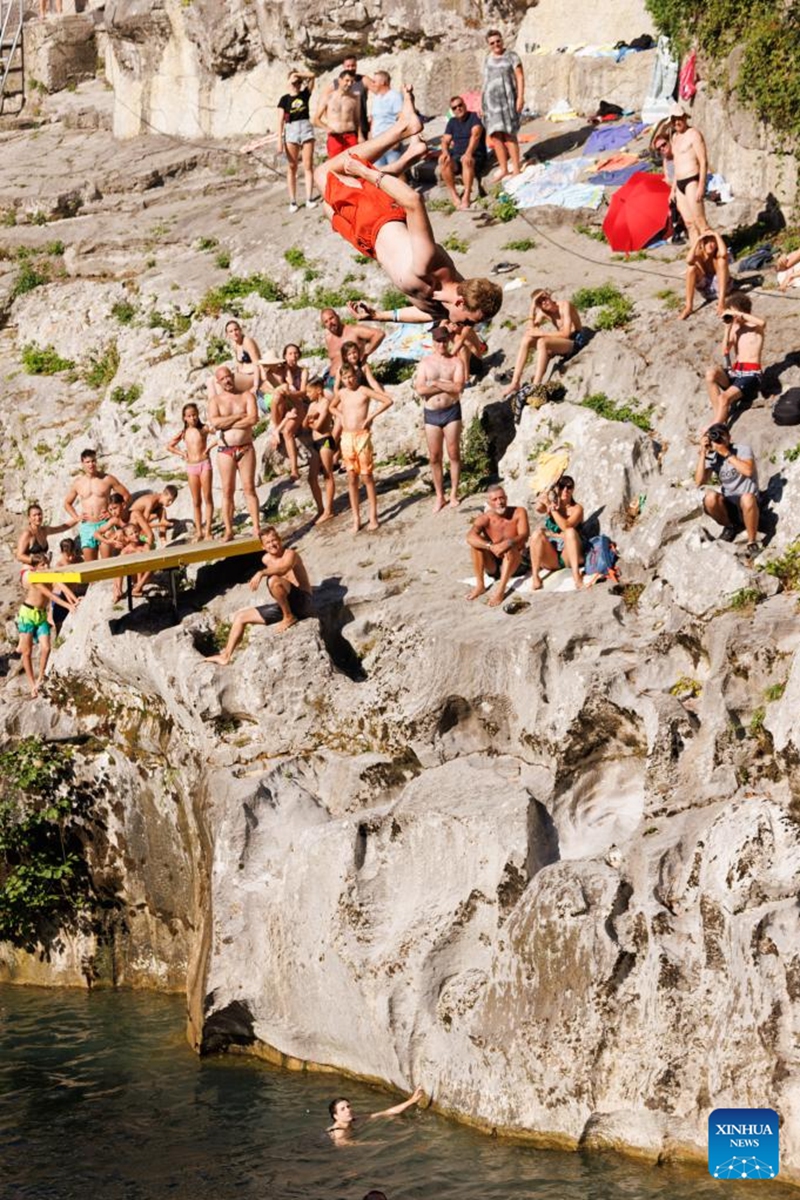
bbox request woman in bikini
[15,503,76,566]
[167,402,218,540]
[529,474,585,591]
[266,343,308,481]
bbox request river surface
[0,985,794,1200]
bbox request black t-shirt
[278,88,311,123]
[445,111,486,159]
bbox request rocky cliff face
[1,41,800,1184]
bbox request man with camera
[695,423,760,558]
[705,294,766,425]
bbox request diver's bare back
[374,222,461,312]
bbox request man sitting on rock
[694,422,760,558]
[705,294,766,426]
[315,87,503,326]
[502,289,586,401]
[439,96,487,210]
[207,528,314,664]
[465,483,530,607]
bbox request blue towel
[585,122,647,155]
[588,161,650,186]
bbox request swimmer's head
[306,379,324,399]
[107,499,123,517]
[59,537,76,556]
[27,503,43,521]
[328,1097,353,1124]
[29,551,50,568]
[431,325,451,348]
[339,70,355,91]
[225,320,243,341]
[183,402,201,426]
[340,364,359,387]
[726,292,752,315]
[161,485,178,506]
[123,523,139,539]
[453,278,502,323]
[81,448,99,473]
[215,366,236,390]
[342,55,358,72]
[340,340,361,365]
[260,526,282,555]
[530,288,556,313]
[283,343,301,365]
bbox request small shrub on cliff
[197,274,285,317]
[572,283,633,329]
[11,261,50,298]
[82,341,119,389]
[460,415,493,492]
[205,335,230,366]
[111,299,137,325]
[21,342,75,374]
[765,542,800,591]
[110,382,142,406]
[581,392,653,433]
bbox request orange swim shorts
[340,429,374,476]
[325,156,407,260]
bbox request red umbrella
[603,172,671,252]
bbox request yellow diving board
[27,535,262,618]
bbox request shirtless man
[315,87,503,326]
[669,103,708,243]
[502,289,586,397]
[705,294,766,425]
[327,1087,425,1146]
[64,448,131,562]
[207,528,314,663]
[466,483,530,607]
[316,70,362,158]
[207,366,261,541]
[681,229,730,320]
[330,363,393,532]
[414,325,466,511]
[321,308,384,381]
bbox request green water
[0,986,793,1200]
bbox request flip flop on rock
[491,262,520,275]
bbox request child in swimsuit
[17,553,79,698]
[330,363,393,532]
[51,538,84,632]
[167,402,217,541]
[112,524,148,602]
[267,344,308,481]
[303,378,338,523]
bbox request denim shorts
[284,120,314,146]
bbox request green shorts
[17,604,52,642]
[80,518,106,550]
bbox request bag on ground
[583,534,620,583]
[772,390,800,426]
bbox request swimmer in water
[327,1086,425,1146]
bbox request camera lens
[722,314,733,323]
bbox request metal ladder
[0,0,24,115]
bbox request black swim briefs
[423,401,462,428]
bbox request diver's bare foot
[466,583,486,601]
[458,199,472,211]
[352,519,361,533]
[487,587,506,607]
[491,167,509,183]
[274,616,297,633]
[203,528,213,540]
[206,653,230,665]
[401,85,423,137]
[432,496,446,513]
[367,519,379,530]
[191,533,202,544]
[342,152,371,180]
[404,134,428,165]
[573,577,584,590]
[223,529,235,542]
[315,510,334,524]
[449,494,461,508]
[678,306,692,320]
[531,576,543,592]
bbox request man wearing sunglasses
[439,96,487,210]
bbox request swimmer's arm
[734,311,766,332]
[63,484,81,524]
[369,1086,425,1119]
[466,513,492,548]
[694,129,708,193]
[413,363,437,397]
[106,475,132,505]
[259,548,297,579]
[313,87,331,129]
[15,531,36,565]
[695,437,713,486]
[511,506,531,546]
[351,302,436,325]
[130,510,155,549]
[166,430,187,458]
[55,583,80,608]
[362,386,393,424]
[463,122,483,162]
[778,248,800,271]
[514,59,525,112]
[439,132,453,157]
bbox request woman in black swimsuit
[223,320,264,394]
[15,503,76,566]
